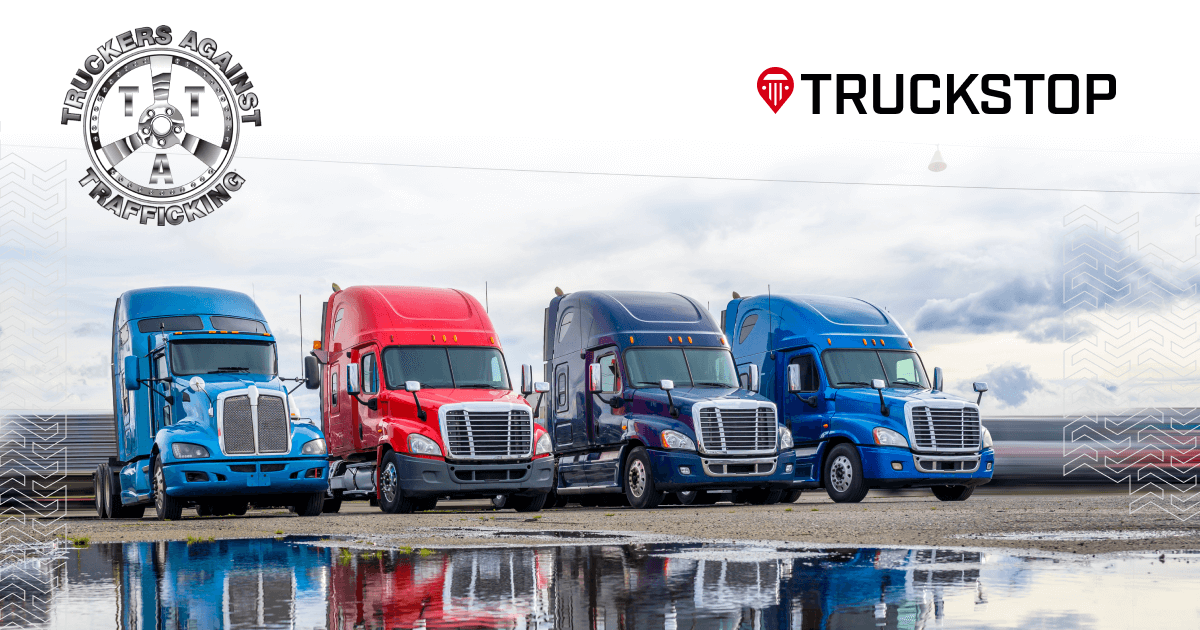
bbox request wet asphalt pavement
[61,491,1200,554]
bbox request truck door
[552,362,574,447]
[326,357,347,453]
[150,349,171,430]
[781,349,826,446]
[585,347,625,485]
[356,348,382,450]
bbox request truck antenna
[767,285,775,359]
[485,281,489,313]
[299,294,303,368]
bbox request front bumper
[394,454,555,499]
[647,449,796,492]
[161,457,329,497]
[860,445,995,488]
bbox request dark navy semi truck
[95,287,329,520]
[724,293,994,503]
[527,290,795,508]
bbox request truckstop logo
[60,26,262,226]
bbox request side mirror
[346,363,360,395]
[303,355,321,390]
[659,379,674,391]
[588,364,603,393]
[659,380,678,418]
[973,382,988,404]
[405,380,421,393]
[870,378,890,416]
[746,364,760,394]
[932,367,944,393]
[123,356,140,390]
[520,364,534,395]
[533,381,550,394]
[404,380,426,421]
[787,364,802,393]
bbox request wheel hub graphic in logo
[61,27,262,226]
[87,51,237,202]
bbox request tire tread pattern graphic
[1063,206,1200,520]
[0,144,69,627]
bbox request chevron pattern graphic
[0,139,70,626]
[1063,206,1200,520]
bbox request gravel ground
[59,491,1200,555]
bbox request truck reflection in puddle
[51,537,1183,629]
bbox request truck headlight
[660,430,696,451]
[409,434,443,457]
[301,438,327,455]
[872,427,909,448]
[171,442,209,459]
[535,432,553,455]
[778,425,794,450]
[981,427,993,450]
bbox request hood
[832,387,972,419]
[168,373,289,431]
[379,387,529,422]
[625,387,770,431]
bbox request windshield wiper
[214,366,251,373]
[891,382,924,389]
[694,382,734,387]
[458,383,501,389]
[836,381,872,387]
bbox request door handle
[798,395,818,408]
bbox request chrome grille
[696,406,777,455]
[444,409,533,459]
[257,396,289,454]
[222,396,255,454]
[910,406,981,451]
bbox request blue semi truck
[94,287,330,520]
[529,289,795,508]
[723,293,994,503]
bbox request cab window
[361,353,378,394]
[738,314,758,344]
[331,371,339,406]
[789,354,820,393]
[598,352,620,393]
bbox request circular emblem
[84,49,239,205]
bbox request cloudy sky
[3,2,1199,417]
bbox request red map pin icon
[758,67,794,113]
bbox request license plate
[247,473,270,487]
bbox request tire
[623,447,664,509]
[151,458,184,521]
[491,495,508,510]
[114,504,146,519]
[229,502,249,516]
[294,492,325,517]
[323,490,343,514]
[94,465,110,519]
[507,494,548,513]
[823,444,869,503]
[659,492,680,506]
[414,497,438,512]
[196,502,214,517]
[377,451,416,514]
[578,495,603,507]
[781,489,803,503]
[734,488,783,505]
[932,485,975,501]
[553,493,570,508]
[677,490,699,505]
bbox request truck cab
[306,285,554,514]
[96,287,330,520]
[537,290,795,508]
[724,294,994,503]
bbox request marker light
[630,336,635,343]
[862,339,868,345]
[827,338,832,345]
[688,337,693,344]
[908,341,913,348]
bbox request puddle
[960,530,1197,541]
[26,537,1200,628]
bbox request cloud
[72,323,106,337]
[962,363,1045,408]
[913,276,1066,342]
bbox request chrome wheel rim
[830,455,853,493]
[629,459,647,498]
[381,462,398,504]
[153,463,164,510]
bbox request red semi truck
[304,285,554,513]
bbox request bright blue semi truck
[723,293,994,503]
[94,287,329,520]
[530,290,795,508]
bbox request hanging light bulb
[928,146,947,172]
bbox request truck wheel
[931,485,975,501]
[94,465,110,518]
[151,458,184,521]
[196,502,214,517]
[736,488,784,505]
[323,491,343,514]
[824,444,869,503]
[377,452,416,514]
[491,495,508,510]
[624,447,664,509]
[114,504,146,519]
[508,494,548,513]
[294,492,325,517]
[678,490,718,505]
[414,497,438,511]
[781,489,803,503]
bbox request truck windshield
[624,348,739,388]
[822,349,929,389]
[170,341,277,376]
[382,346,511,390]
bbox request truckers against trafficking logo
[60,26,262,226]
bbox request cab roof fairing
[726,294,912,358]
[547,290,726,359]
[326,286,499,351]
[118,286,266,323]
